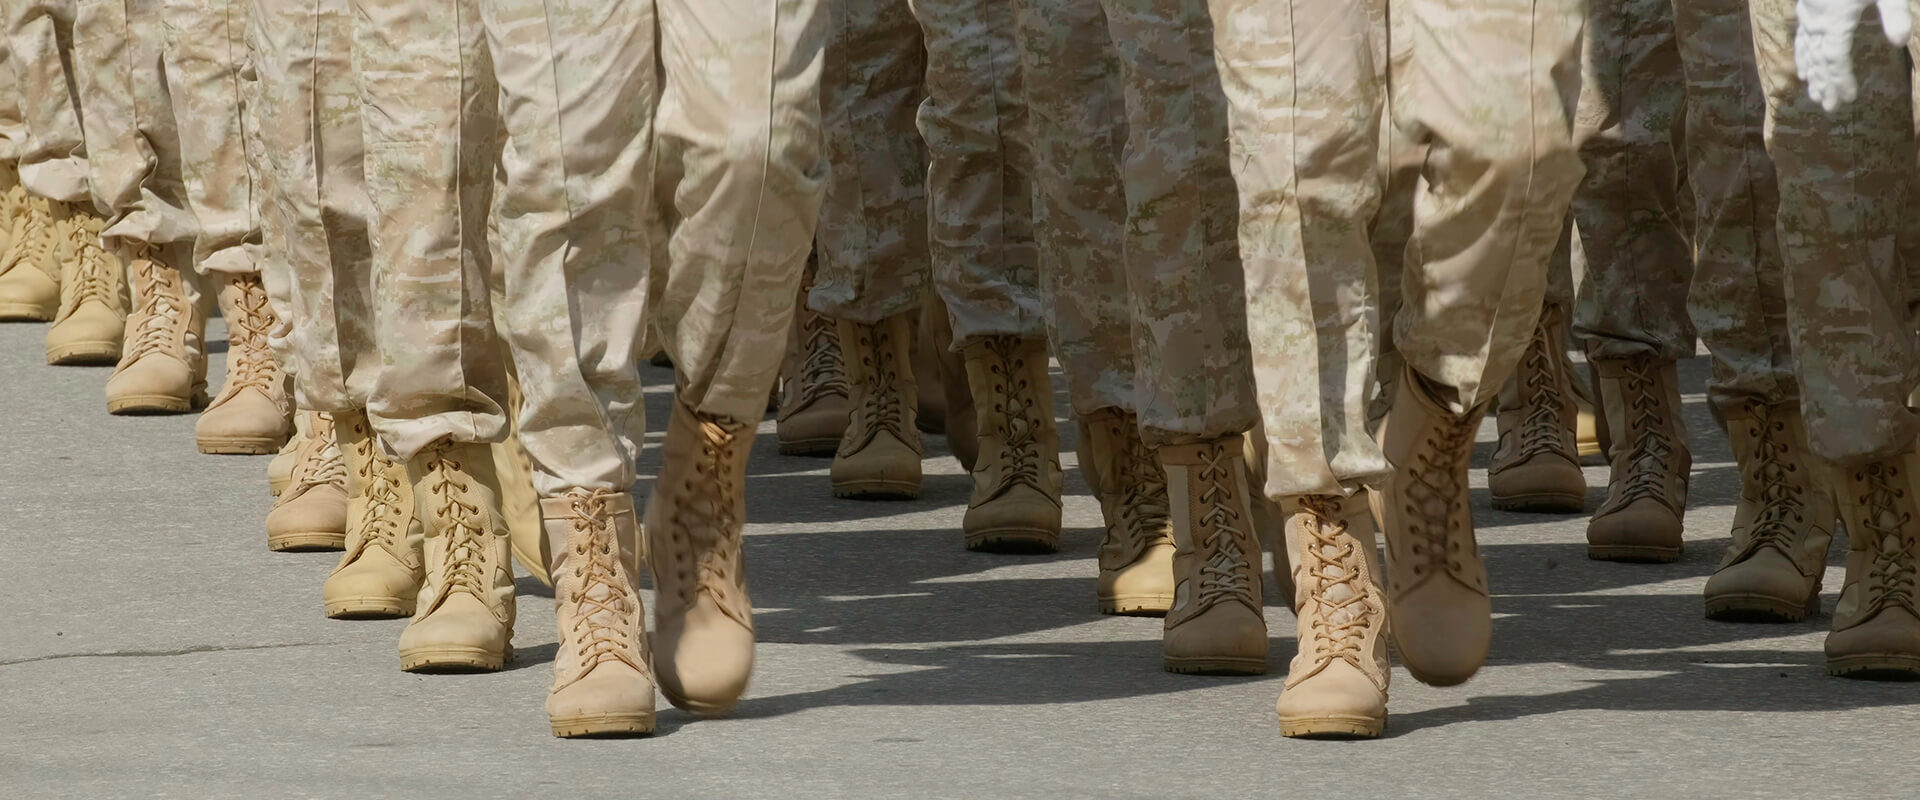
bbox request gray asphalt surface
[3,319,1918,800]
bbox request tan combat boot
[398,439,517,672]
[960,336,1062,552]
[265,412,349,551]
[648,399,757,714]
[544,488,655,737]
[831,313,922,499]
[269,418,308,497]
[322,410,423,618]
[1276,493,1389,739]
[105,244,207,413]
[1587,354,1689,562]
[1374,364,1491,686]
[0,193,61,321]
[1489,308,1587,512]
[44,207,126,365]
[1825,451,1920,678]
[1082,408,1176,616]
[776,286,851,456]
[1704,401,1834,622]
[925,293,977,470]
[197,274,292,453]
[1160,436,1267,675]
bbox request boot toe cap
[1163,602,1268,672]
[1488,455,1587,510]
[1704,550,1817,618]
[654,606,755,715]
[1587,499,1683,561]
[1387,580,1491,686]
[1276,660,1388,737]
[196,389,292,443]
[547,662,658,724]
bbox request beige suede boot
[1374,364,1491,687]
[0,192,60,321]
[1276,493,1389,739]
[960,336,1062,552]
[925,292,977,470]
[197,274,292,453]
[105,244,206,413]
[1160,436,1267,675]
[265,412,348,551]
[1704,401,1834,622]
[1082,408,1176,616]
[1824,452,1920,679]
[1489,308,1586,512]
[648,400,756,715]
[1587,355,1690,562]
[831,313,922,499]
[776,288,851,456]
[322,410,423,619]
[544,488,655,737]
[268,418,307,497]
[398,439,517,672]
[44,207,125,364]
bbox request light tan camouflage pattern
[1017,0,1258,447]
[160,0,260,276]
[5,0,91,202]
[1749,0,1920,463]
[0,29,26,163]
[71,0,199,257]
[241,0,293,374]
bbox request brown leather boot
[323,409,423,619]
[1276,493,1389,739]
[265,412,349,552]
[1587,355,1690,562]
[0,192,60,321]
[1082,408,1176,616]
[398,439,517,672]
[1489,308,1586,512]
[832,313,922,499]
[1160,436,1267,675]
[1374,364,1491,687]
[104,244,206,414]
[776,279,852,457]
[1825,451,1920,679]
[545,488,655,737]
[1704,401,1834,622]
[197,274,293,453]
[44,206,126,365]
[648,399,757,714]
[960,336,1062,552]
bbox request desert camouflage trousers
[161,0,261,277]
[1748,0,1920,464]
[353,0,824,494]
[808,0,1044,347]
[72,0,197,255]
[0,27,25,164]
[4,0,89,203]
[1017,0,1259,446]
[1224,0,1585,496]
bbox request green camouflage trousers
[1222,0,1585,496]
[355,0,824,494]
[5,0,91,203]
[1748,0,1918,464]
[161,0,260,277]
[1017,0,1258,446]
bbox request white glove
[1796,0,1911,112]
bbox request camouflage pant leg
[1387,0,1585,412]
[1748,0,1919,464]
[160,0,259,276]
[483,0,653,494]
[909,0,1045,345]
[1016,0,1135,419]
[6,0,89,203]
[257,0,375,413]
[653,0,826,424]
[1566,0,1694,360]
[352,0,510,457]
[806,0,927,324]
[0,24,27,164]
[72,0,197,250]
[1213,0,1392,497]
[1674,0,1795,414]
[240,0,292,369]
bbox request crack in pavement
[0,641,335,668]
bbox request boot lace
[788,309,848,410]
[1853,462,1919,617]
[840,322,907,454]
[123,251,187,363]
[1735,401,1806,560]
[1,195,51,277]
[1193,445,1255,608]
[58,218,120,317]
[1297,496,1374,667]
[979,337,1048,501]
[1512,320,1573,461]
[426,446,491,601]
[558,489,640,667]
[218,277,279,395]
[667,413,752,626]
[348,418,407,560]
[1608,358,1679,508]
[1101,415,1172,566]
[1400,408,1479,587]
[280,414,345,504]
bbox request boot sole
[832,479,921,500]
[198,435,287,455]
[108,393,209,415]
[325,597,415,620]
[1279,713,1385,739]
[965,528,1060,554]
[47,342,121,365]
[1099,594,1173,617]
[401,644,512,673]
[1489,491,1585,514]
[777,436,842,457]
[268,531,346,552]
[1587,544,1681,563]
[1164,656,1266,676]
[663,690,743,718]
[551,711,657,738]
[0,305,55,321]
[1704,589,1819,623]
[1827,653,1920,680]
